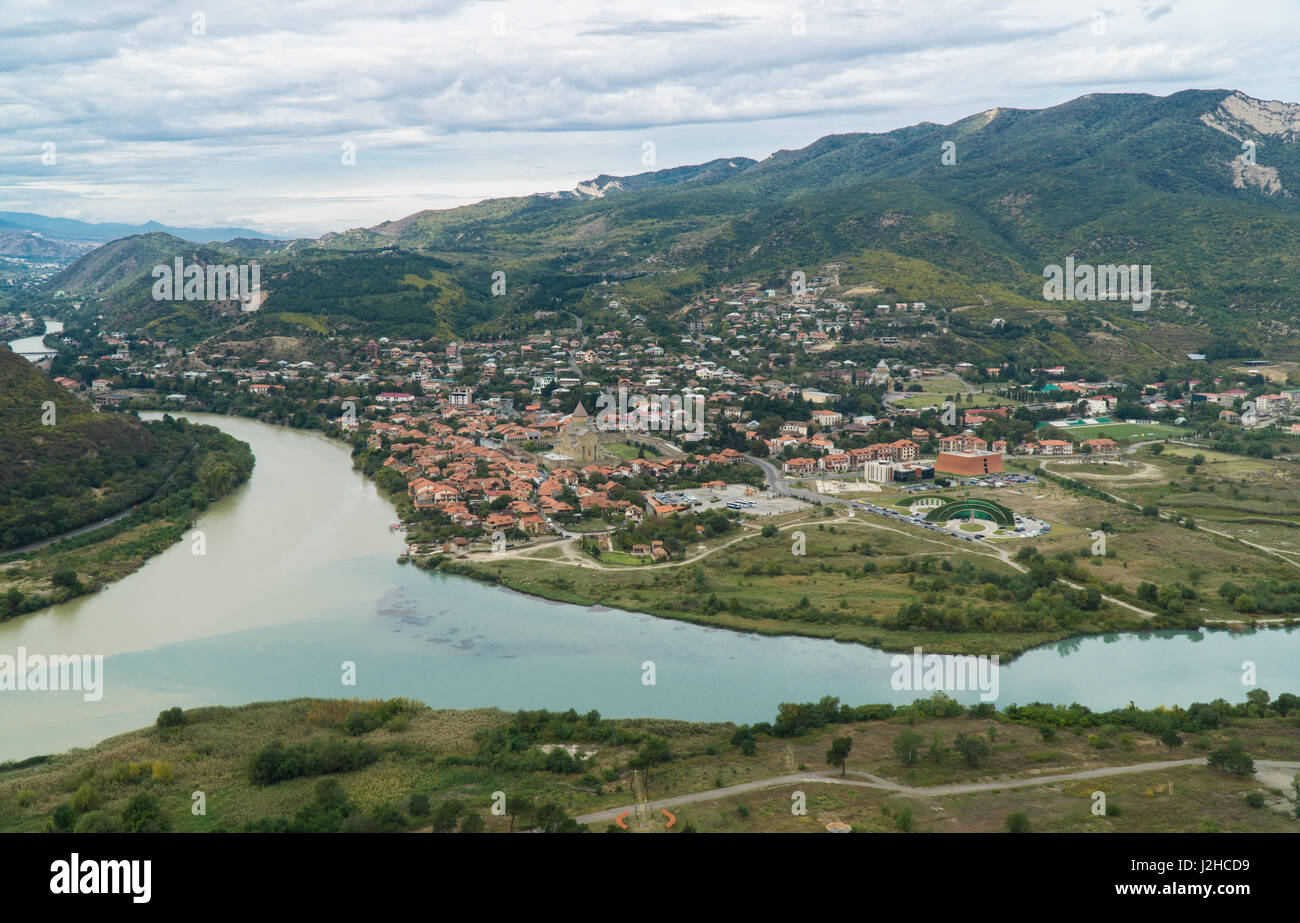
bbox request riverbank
[0,416,254,621]
[2,694,1296,833]
[121,402,1296,661]
[8,411,1300,766]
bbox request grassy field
[448,504,1150,658]
[892,392,1011,410]
[2,698,1295,834]
[0,514,191,610]
[1050,422,1189,441]
[600,442,644,460]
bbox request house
[939,434,987,454]
[1036,439,1075,456]
[1080,438,1120,456]
[782,458,817,476]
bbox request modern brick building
[935,450,1004,477]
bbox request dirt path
[575,758,1300,825]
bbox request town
[25,263,1300,573]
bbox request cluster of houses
[361,399,750,550]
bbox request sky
[1,0,1297,238]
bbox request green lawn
[1054,423,1189,441]
[600,443,644,460]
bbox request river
[1,412,1296,761]
[7,319,63,361]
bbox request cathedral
[552,402,601,462]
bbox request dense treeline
[734,691,1300,745]
[0,417,254,620]
[0,414,253,551]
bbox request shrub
[1244,792,1264,809]
[71,783,100,813]
[50,803,76,832]
[74,811,123,833]
[955,733,990,767]
[345,710,381,736]
[156,707,187,732]
[248,737,380,786]
[1005,812,1031,833]
[122,792,170,833]
[1207,739,1256,777]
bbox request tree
[893,729,923,767]
[51,569,82,592]
[955,733,990,767]
[628,736,674,785]
[459,812,487,833]
[826,737,853,777]
[430,799,463,833]
[1159,726,1183,750]
[508,795,535,832]
[1207,739,1255,777]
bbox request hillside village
[21,263,1300,558]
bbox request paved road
[576,758,1300,825]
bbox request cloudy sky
[1,0,1295,237]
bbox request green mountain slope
[0,348,165,549]
[45,89,1300,351]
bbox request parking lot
[662,484,809,517]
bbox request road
[743,454,1158,619]
[0,441,199,558]
[575,758,1300,825]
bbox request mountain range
[32,88,1300,366]
[0,212,280,262]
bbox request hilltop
[39,89,1300,360]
